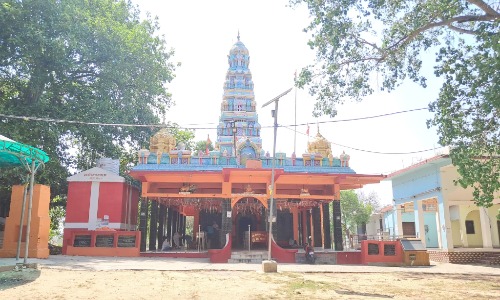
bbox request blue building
[385,154,500,263]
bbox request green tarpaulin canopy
[0,134,49,167]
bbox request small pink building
[62,167,140,255]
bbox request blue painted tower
[216,33,262,164]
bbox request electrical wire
[281,125,443,155]
[0,107,429,130]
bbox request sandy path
[1,268,499,299]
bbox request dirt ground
[0,267,499,299]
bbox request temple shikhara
[60,35,385,262]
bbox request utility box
[400,239,430,266]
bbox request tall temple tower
[216,33,262,164]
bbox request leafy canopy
[292,0,499,208]
[340,190,374,234]
[0,0,176,203]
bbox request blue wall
[390,157,451,249]
[424,212,439,248]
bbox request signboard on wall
[67,167,125,183]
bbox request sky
[133,0,445,207]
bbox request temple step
[228,250,267,263]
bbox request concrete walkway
[1,255,499,275]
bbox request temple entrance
[232,197,266,249]
[236,215,257,248]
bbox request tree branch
[390,14,499,50]
[447,24,480,35]
[466,0,500,16]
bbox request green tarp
[0,134,49,167]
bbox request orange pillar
[301,209,307,245]
[291,207,299,242]
[0,184,50,258]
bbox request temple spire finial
[237,30,240,41]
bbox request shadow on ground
[0,267,41,290]
[335,290,394,298]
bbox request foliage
[357,190,380,212]
[193,139,214,155]
[49,196,66,244]
[0,0,176,204]
[292,0,500,207]
[340,190,373,234]
[168,124,195,151]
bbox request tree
[292,0,499,208]
[357,190,381,212]
[193,139,214,155]
[0,1,176,204]
[339,190,373,248]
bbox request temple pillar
[193,209,200,238]
[309,209,314,246]
[319,205,325,248]
[312,206,321,247]
[221,199,232,247]
[301,209,308,245]
[149,201,158,250]
[172,210,178,235]
[322,203,332,249]
[332,200,343,251]
[139,198,148,252]
[157,204,166,249]
[332,184,343,251]
[291,207,299,243]
[166,208,173,241]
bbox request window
[384,244,396,256]
[367,243,379,255]
[465,220,475,234]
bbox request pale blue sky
[133,0,445,206]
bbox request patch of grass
[281,278,340,297]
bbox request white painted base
[261,260,278,273]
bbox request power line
[281,125,443,155]
[0,107,429,130]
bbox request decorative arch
[231,196,268,209]
[464,210,483,247]
[236,138,260,157]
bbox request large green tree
[0,1,176,204]
[338,190,373,248]
[292,0,499,208]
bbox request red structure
[62,167,140,256]
[361,240,403,265]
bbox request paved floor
[1,255,499,275]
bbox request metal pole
[248,224,251,252]
[293,81,297,155]
[198,224,201,252]
[23,160,36,264]
[267,99,279,261]
[15,177,29,261]
[261,88,292,262]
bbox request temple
[128,35,385,260]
